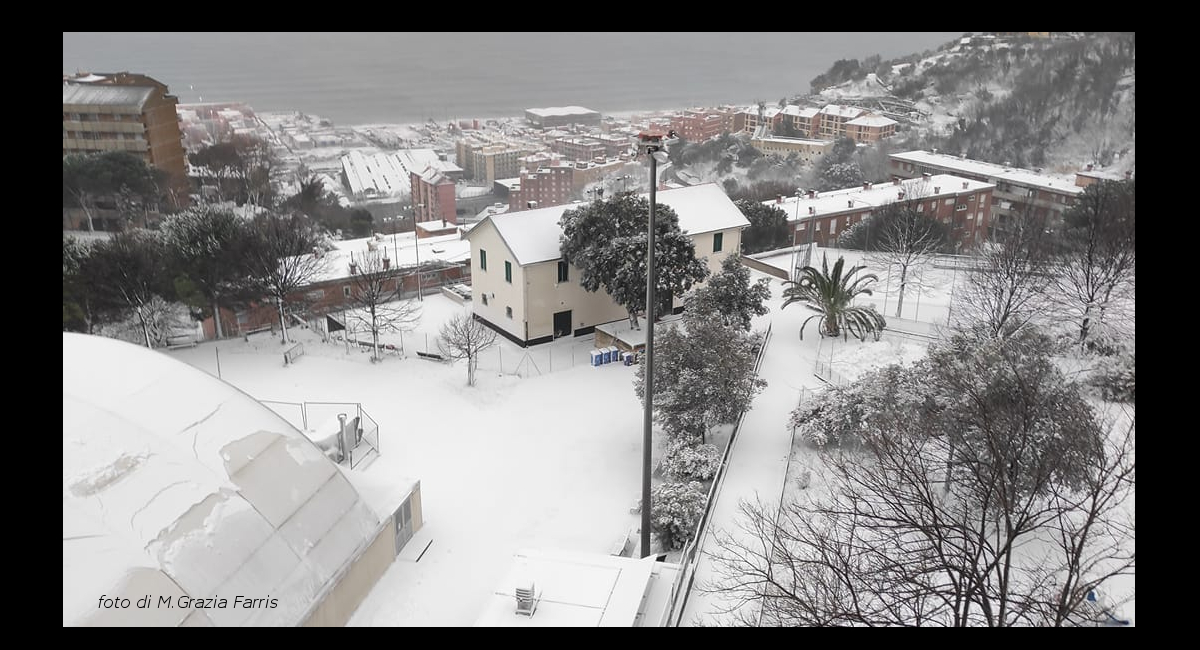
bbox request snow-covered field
[168,300,666,627]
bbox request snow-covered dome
[62,333,382,626]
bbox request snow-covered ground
[167,296,671,627]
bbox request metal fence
[260,399,380,469]
[666,321,773,626]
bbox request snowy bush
[791,364,926,449]
[650,481,707,550]
[660,439,722,483]
[95,296,193,349]
[1090,353,1134,403]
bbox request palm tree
[782,254,887,340]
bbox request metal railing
[665,321,773,626]
[260,399,380,469]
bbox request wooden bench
[283,343,305,365]
[416,351,448,363]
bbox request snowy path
[678,280,825,626]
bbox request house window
[480,249,487,271]
[917,203,924,212]
[557,260,569,283]
[505,261,512,283]
[482,294,489,306]
[343,286,351,298]
[506,306,513,319]
[956,204,967,211]
[713,232,723,252]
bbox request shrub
[1091,353,1135,402]
[650,481,707,550]
[660,439,722,482]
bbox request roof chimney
[1086,164,1094,172]
[898,190,906,200]
[847,200,854,208]
[863,181,870,191]
[1124,171,1132,179]
[776,195,783,203]
[808,206,815,215]
[922,172,932,180]
[893,178,901,186]
[932,148,938,155]
[808,190,816,198]
[962,181,969,189]
[934,186,941,194]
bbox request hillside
[810,32,1136,174]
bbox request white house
[462,183,750,346]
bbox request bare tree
[707,330,1134,627]
[1053,179,1135,345]
[346,246,420,362]
[858,202,950,318]
[956,210,1056,338]
[245,211,329,344]
[438,312,498,386]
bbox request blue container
[590,350,603,367]
[623,352,633,366]
[601,348,611,364]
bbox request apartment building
[844,114,898,143]
[62,71,187,199]
[768,175,995,250]
[410,167,457,224]
[889,150,1083,235]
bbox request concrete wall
[468,220,528,342]
[300,521,395,627]
[525,259,628,342]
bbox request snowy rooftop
[63,83,153,109]
[782,105,820,118]
[473,549,680,627]
[892,150,1083,195]
[311,232,471,283]
[470,184,750,266]
[526,106,600,118]
[819,104,866,118]
[767,174,995,221]
[341,149,461,197]
[845,114,898,127]
[63,333,382,626]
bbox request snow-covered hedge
[660,439,722,483]
[650,481,707,550]
[1091,352,1134,403]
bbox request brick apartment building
[63,71,189,219]
[737,103,897,143]
[510,164,574,211]
[768,174,995,251]
[844,114,898,143]
[889,150,1083,236]
[669,106,738,143]
[410,167,457,224]
[552,137,606,162]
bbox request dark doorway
[553,310,572,338]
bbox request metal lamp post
[636,129,677,558]
[413,203,424,301]
[791,188,803,281]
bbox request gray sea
[63,32,961,126]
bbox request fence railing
[260,399,380,469]
[666,321,773,626]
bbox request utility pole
[636,128,678,558]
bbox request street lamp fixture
[634,128,678,559]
